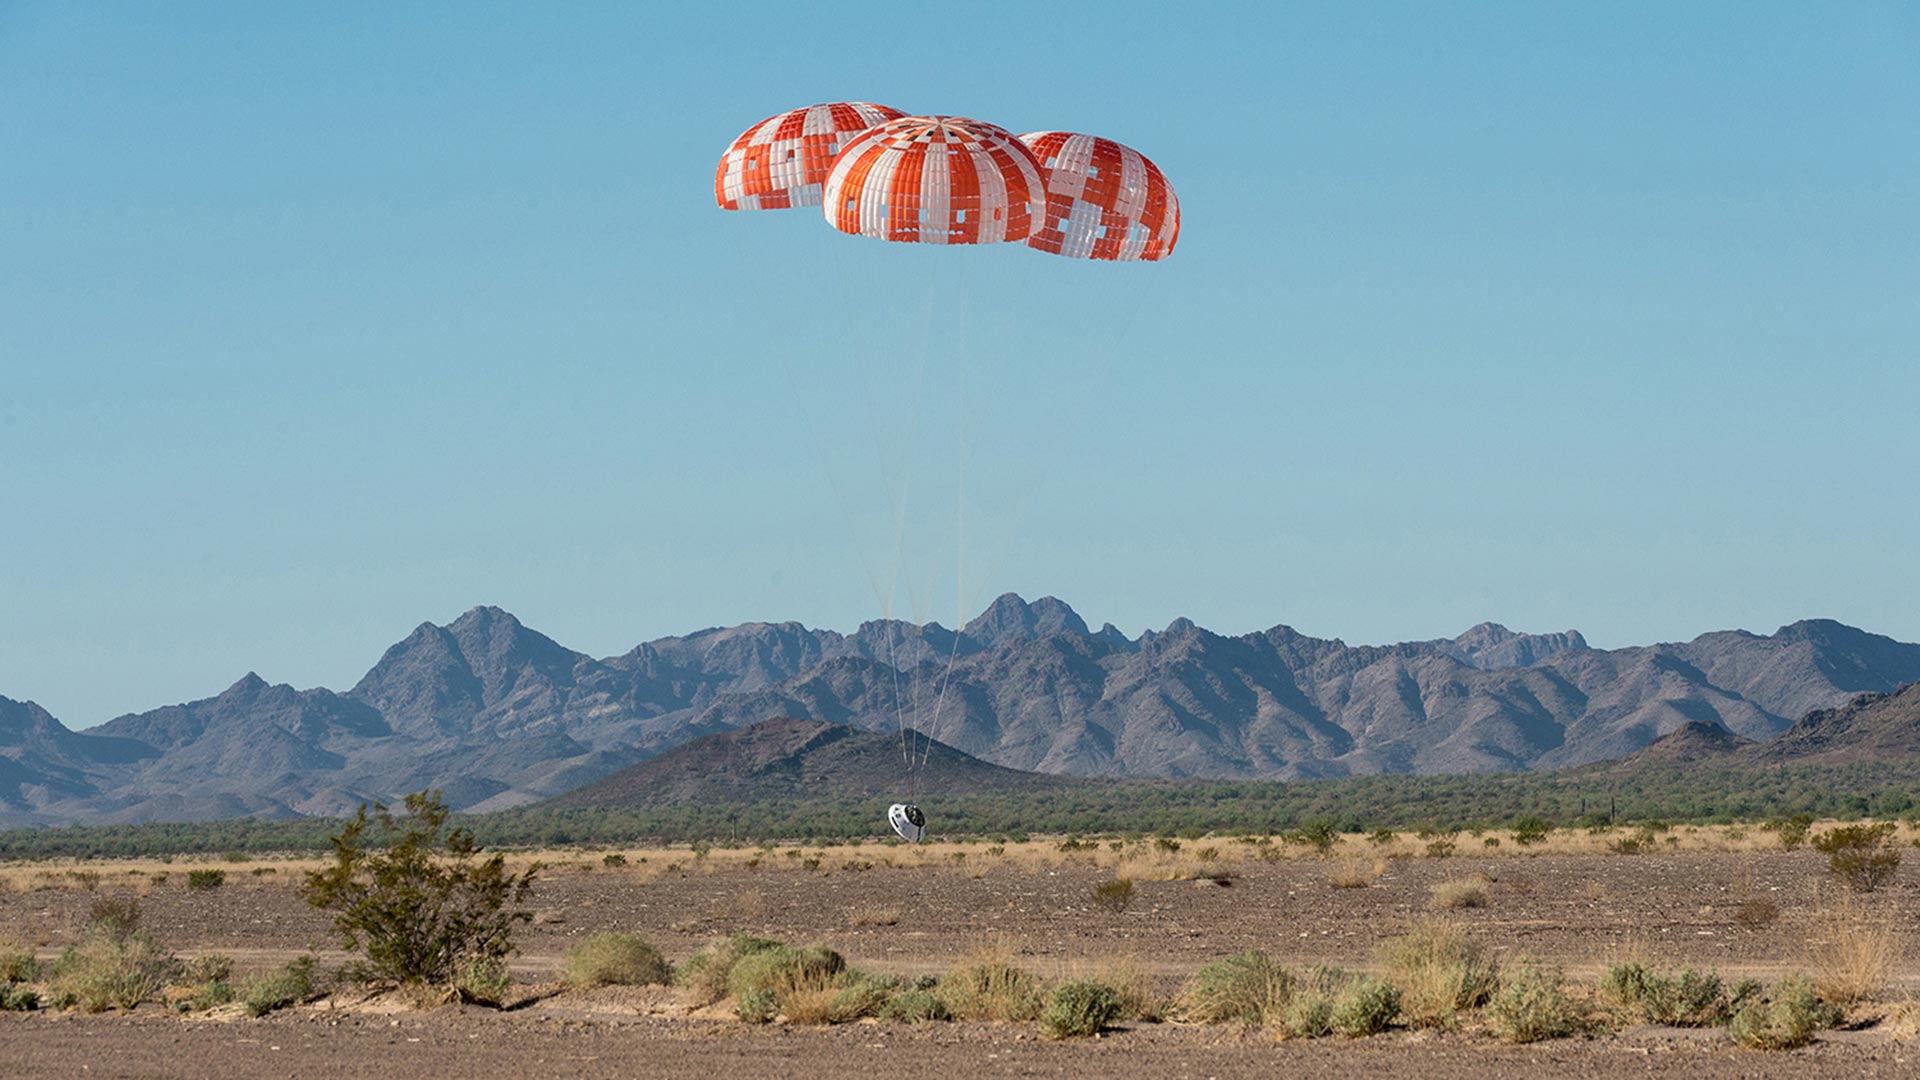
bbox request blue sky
[2,2,1916,727]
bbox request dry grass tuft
[1807,899,1902,1005]
[1326,860,1377,889]
[1429,877,1490,910]
[941,942,1044,1022]
[847,904,902,927]
[1376,921,1498,1030]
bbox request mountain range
[3,594,1918,826]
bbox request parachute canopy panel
[823,116,1046,245]
[715,101,907,211]
[1018,131,1180,261]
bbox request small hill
[544,717,1076,810]
[1593,720,1752,772]
[1749,681,1920,765]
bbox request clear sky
[2,3,1916,728]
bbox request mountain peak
[963,593,1089,646]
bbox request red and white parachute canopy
[822,116,1045,245]
[1017,132,1179,261]
[714,101,906,211]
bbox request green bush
[239,956,318,1017]
[186,869,226,891]
[1727,976,1839,1050]
[726,943,845,1001]
[1510,815,1551,846]
[191,981,234,1010]
[1489,960,1582,1043]
[0,982,39,1011]
[1329,978,1400,1037]
[565,933,671,988]
[301,791,538,988]
[675,934,782,1006]
[1599,963,1745,1027]
[880,986,951,1023]
[1172,950,1289,1025]
[1040,979,1121,1039]
[1812,823,1901,892]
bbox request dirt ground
[4,835,1918,1077]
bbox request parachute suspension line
[920,255,973,773]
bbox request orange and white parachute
[714,101,906,211]
[1018,132,1179,261]
[822,116,1046,245]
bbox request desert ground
[4,826,1920,1077]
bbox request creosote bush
[1376,923,1497,1030]
[301,791,538,989]
[1040,979,1121,1038]
[1812,823,1902,893]
[565,932,672,988]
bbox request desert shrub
[727,942,844,1002]
[1728,976,1839,1050]
[941,952,1044,1022]
[565,933,670,988]
[186,869,226,891]
[0,943,37,984]
[1510,816,1550,846]
[1489,959,1582,1043]
[1812,823,1901,892]
[0,982,40,1011]
[301,791,538,988]
[1329,977,1400,1037]
[777,970,894,1026]
[190,981,234,1010]
[1424,837,1457,858]
[1171,950,1289,1025]
[1290,819,1339,856]
[1808,902,1901,1004]
[47,903,177,1013]
[1768,814,1814,852]
[1599,963,1742,1026]
[1091,878,1135,914]
[1040,978,1121,1038]
[1326,861,1374,889]
[602,853,627,868]
[881,985,950,1023]
[455,956,511,1005]
[1376,923,1497,1030]
[181,954,233,985]
[240,956,317,1016]
[1368,830,1396,846]
[1430,878,1489,910]
[676,934,781,1006]
[1277,987,1334,1039]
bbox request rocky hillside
[3,596,1917,825]
[546,717,1072,810]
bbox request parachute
[1017,132,1180,261]
[714,101,906,211]
[888,802,926,844]
[714,102,1179,843]
[822,116,1046,245]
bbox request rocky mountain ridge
[3,596,1917,825]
